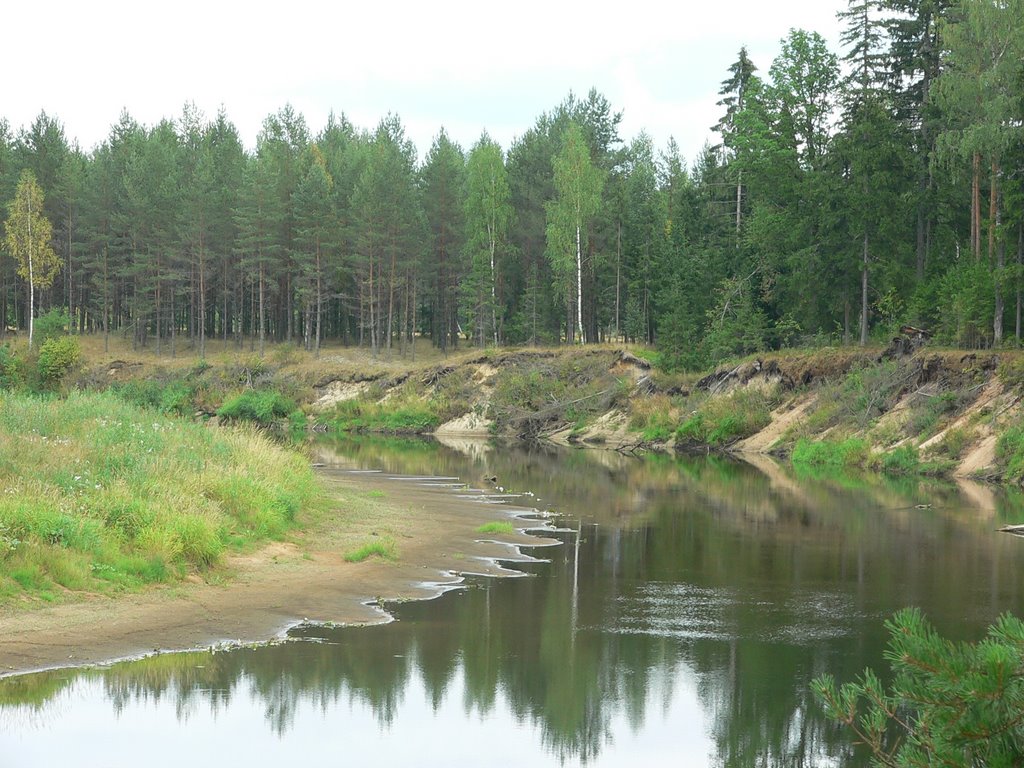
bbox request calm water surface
[4,437,1024,767]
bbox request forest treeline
[1,0,1022,368]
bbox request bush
[33,308,71,348]
[36,336,81,388]
[815,608,1024,766]
[0,345,22,390]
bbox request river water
[3,437,1024,767]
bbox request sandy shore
[0,460,558,678]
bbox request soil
[0,461,557,678]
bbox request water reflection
[4,438,1024,767]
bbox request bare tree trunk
[989,159,998,262]
[258,259,266,357]
[1016,224,1022,341]
[27,193,35,350]
[198,231,206,359]
[103,247,109,354]
[860,232,869,346]
[315,244,322,358]
[615,220,621,341]
[575,223,583,344]
[993,161,1003,346]
[386,249,396,356]
[972,152,981,260]
[735,168,742,239]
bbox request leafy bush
[33,308,71,348]
[0,345,22,390]
[815,608,1024,766]
[36,336,81,388]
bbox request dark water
[4,437,1024,767]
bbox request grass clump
[791,438,869,468]
[343,537,397,563]
[476,521,515,535]
[0,390,320,603]
[629,394,678,442]
[331,398,440,434]
[217,390,301,425]
[997,424,1024,482]
[877,445,920,475]
[675,389,774,447]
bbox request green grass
[791,438,870,468]
[997,424,1024,481]
[0,389,320,603]
[217,390,301,425]
[331,398,441,434]
[675,389,774,447]
[343,537,397,563]
[476,521,515,535]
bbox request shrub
[36,336,81,388]
[33,308,71,348]
[0,345,22,390]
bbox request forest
[1,0,1022,370]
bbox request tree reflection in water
[5,439,1024,766]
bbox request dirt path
[0,464,557,678]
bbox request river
[3,436,1024,766]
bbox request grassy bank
[0,390,320,605]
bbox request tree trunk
[860,232,869,346]
[315,244,322,358]
[1016,224,1022,341]
[489,225,498,346]
[258,258,266,357]
[972,152,981,260]
[993,161,1003,346]
[27,193,35,350]
[575,223,583,344]
[735,167,743,239]
[198,231,206,359]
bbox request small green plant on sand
[476,521,515,535]
[343,538,397,563]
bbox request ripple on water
[606,581,875,645]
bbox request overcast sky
[4,0,847,165]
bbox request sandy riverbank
[0,458,558,677]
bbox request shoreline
[0,461,559,679]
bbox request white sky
[3,0,846,165]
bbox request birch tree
[546,122,603,343]
[4,169,60,348]
[463,132,511,346]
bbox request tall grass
[0,390,320,603]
